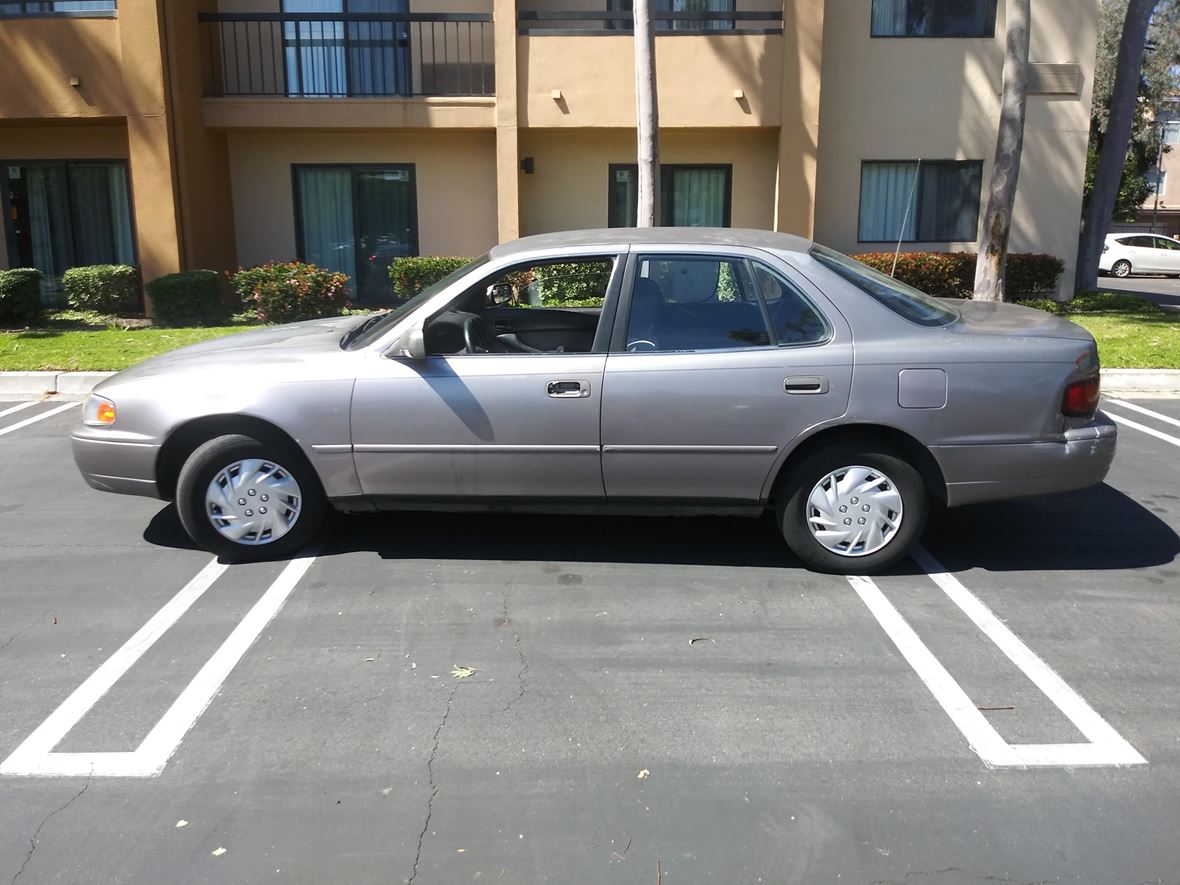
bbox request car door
[1127,236,1158,272]
[600,249,853,503]
[350,253,624,501]
[1152,236,1180,274]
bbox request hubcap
[806,465,903,557]
[205,458,302,546]
[1114,262,1130,277]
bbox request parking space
[2,399,1180,882]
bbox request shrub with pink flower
[231,261,352,324]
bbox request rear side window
[809,244,959,327]
[749,261,829,345]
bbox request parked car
[72,229,1114,573]
[1099,232,1180,277]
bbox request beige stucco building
[1,0,1099,303]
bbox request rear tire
[176,433,325,562]
[776,443,928,574]
[1111,259,1132,278]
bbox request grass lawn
[0,312,260,371]
[1,294,1177,372]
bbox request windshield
[809,244,959,327]
[343,254,491,350]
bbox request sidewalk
[3,369,1179,399]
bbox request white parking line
[0,401,39,420]
[1105,411,1180,449]
[849,548,1146,769]
[1105,398,1180,430]
[0,401,79,438]
[0,552,319,778]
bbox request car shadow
[144,483,1178,574]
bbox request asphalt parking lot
[2,396,1180,884]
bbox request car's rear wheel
[176,433,325,562]
[1111,259,1132,278]
[776,444,928,574]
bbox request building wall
[518,128,779,235]
[225,130,499,268]
[813,0,1098,296]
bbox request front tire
[1111,259,1132,278]
[776,444,928,574]
[176,433,326,562]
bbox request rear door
[1152,236,1180,274]
[600,249,853,503]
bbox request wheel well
[770,424,947,503]
[156,415,309,500]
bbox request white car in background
[1099,233,1180,277]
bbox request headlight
[83,395,117,426]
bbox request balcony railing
[198,12,495,98]
[517,3,782,35]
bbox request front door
[350,253,623,500]
[601,251,853,502]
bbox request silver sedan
[72,229,1114,573]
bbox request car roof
[488,227,815,260]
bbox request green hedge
[389,257,470,300]
[0,268,44,326]
[63,264,141,313]
[850,252,1064,300]
[231,261,351,324]
[530,262,612,306]
[146,270,228,327]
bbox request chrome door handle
[547,379,590,398]
[784,375,829,395]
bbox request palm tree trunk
[973,0,1031,302]
[1075,0,1157,293]
[634,0,660,227]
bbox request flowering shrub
[231,261,351,324]
[851,252,1064,299]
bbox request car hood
[943,299,1092,341]
[96,316,359,388]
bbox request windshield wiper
[340,313,385,348]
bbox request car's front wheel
[1111,259,1132,278]
[776,444,928,574]
[176,433,325,562]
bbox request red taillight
[1062,376,1100,418]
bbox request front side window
[3,160,135,304]
[609,165,732,228]
[0,2,115,14]
[294,164,416,304]
[810,244,959,327]
[624,255,772,352]
[858,160,982,243]
[870,0,996,37]
[1153,237,1180,251]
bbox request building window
[0,1,115,14]
[293,164,417,305]
[608,165,732,228]
[858,160,983,243]
[607,0,735,31]
[1162,120,1180,147]
[283,0,411,98]
[870,0,996,37]
[1147,168,1168,197]
[3,161,135,303]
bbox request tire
[176,433,326,562]
[775,443,928,574]
[1111,260,1132,278]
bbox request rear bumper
[935,415,1117,507]
[71,433,162,499]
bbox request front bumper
[71,432,162,499]
[934,414,1117,508]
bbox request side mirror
[486,283,514,306]
[392,327,427,360]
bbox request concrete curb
[1,368,1179,399]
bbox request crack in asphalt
[0,611,50,656]
[11,773,92,885]
[407,681,460,885]
[872,869,1067,885]
[501,584,529,713]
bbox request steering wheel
[463,314,495,354]
[626,339,658,353]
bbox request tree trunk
[634,0,660,227]
[1075,0,1157,293]
[973,0,1031,302]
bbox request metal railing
[198,12,495,98]
[517,7,782,35]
